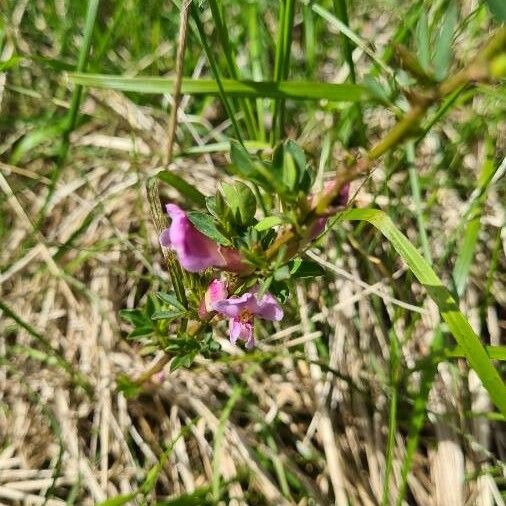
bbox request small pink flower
[159,204,247,273]
[213,287,283,349]
[198,279,228,319]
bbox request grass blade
[333,0,366,146]
[69,73,367,101]
[382,330,400,505]
[208,0,258,138]
[189,3,243,142]
[337,208,506,417]
[415,10,431,72]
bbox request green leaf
[283,151,299,191]
[230,140,255,177]
[433,4,458,81]
[415,11,431,72]
[221,182,256,227]
[69,73,368,102]
[96,493,138,506]
[186,211,232,246]
[255,216,284,231]
[170,352,197,372]
[119,308,148,326]
[156,292,187,311]
[337,208,506,417]
[484,0,506,21]
[157,171,206,208]
[274,265,290,281]
[151,310,186,321]
[127,326,154,339]
[285,140,306,177]
[290,258,326,278]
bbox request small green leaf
[127,326,154,339]
[157,170,206,208]
[285,140,306,177]
[290,258,326,278]
[230,139,255,177]
[221,182,257,226]
[274,265,290,281]
[151,310,186,321]
[254,216,284,231]
[415,11,431,72]
[170,352,197,372]
[283,152,299,191]
[433,4,458,81]
[186,211,232,246]
[119,309,148,326]
[156,292,187,311]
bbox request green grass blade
[271,0,296,143]
[208,0,258,139]
[248,3,267,141]
[311,2,392,76]
[59,0,100,164]
[337,208,506,417]
[189,3,243,142]
[452,141,496,296]
[69,73,367,101]
[382,330,400,506]
[415,10,431,72]
[406,142,432,263]
[332,0,366,147]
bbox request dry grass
[0,1,505,505]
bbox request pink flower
[198,278,228,319]
[159,204,247,273]
[212,286,284,349]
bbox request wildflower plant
[113,4,506,425]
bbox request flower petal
[164,204,226,272]
[214,292,255,318]
[253,290,284,321]
[205,279,228,312]
[228,318,253,345]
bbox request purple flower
[213,287,283,349]
[159,204,247,273]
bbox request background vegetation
[0,0,505,504]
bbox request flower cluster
[160,205,283,348]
